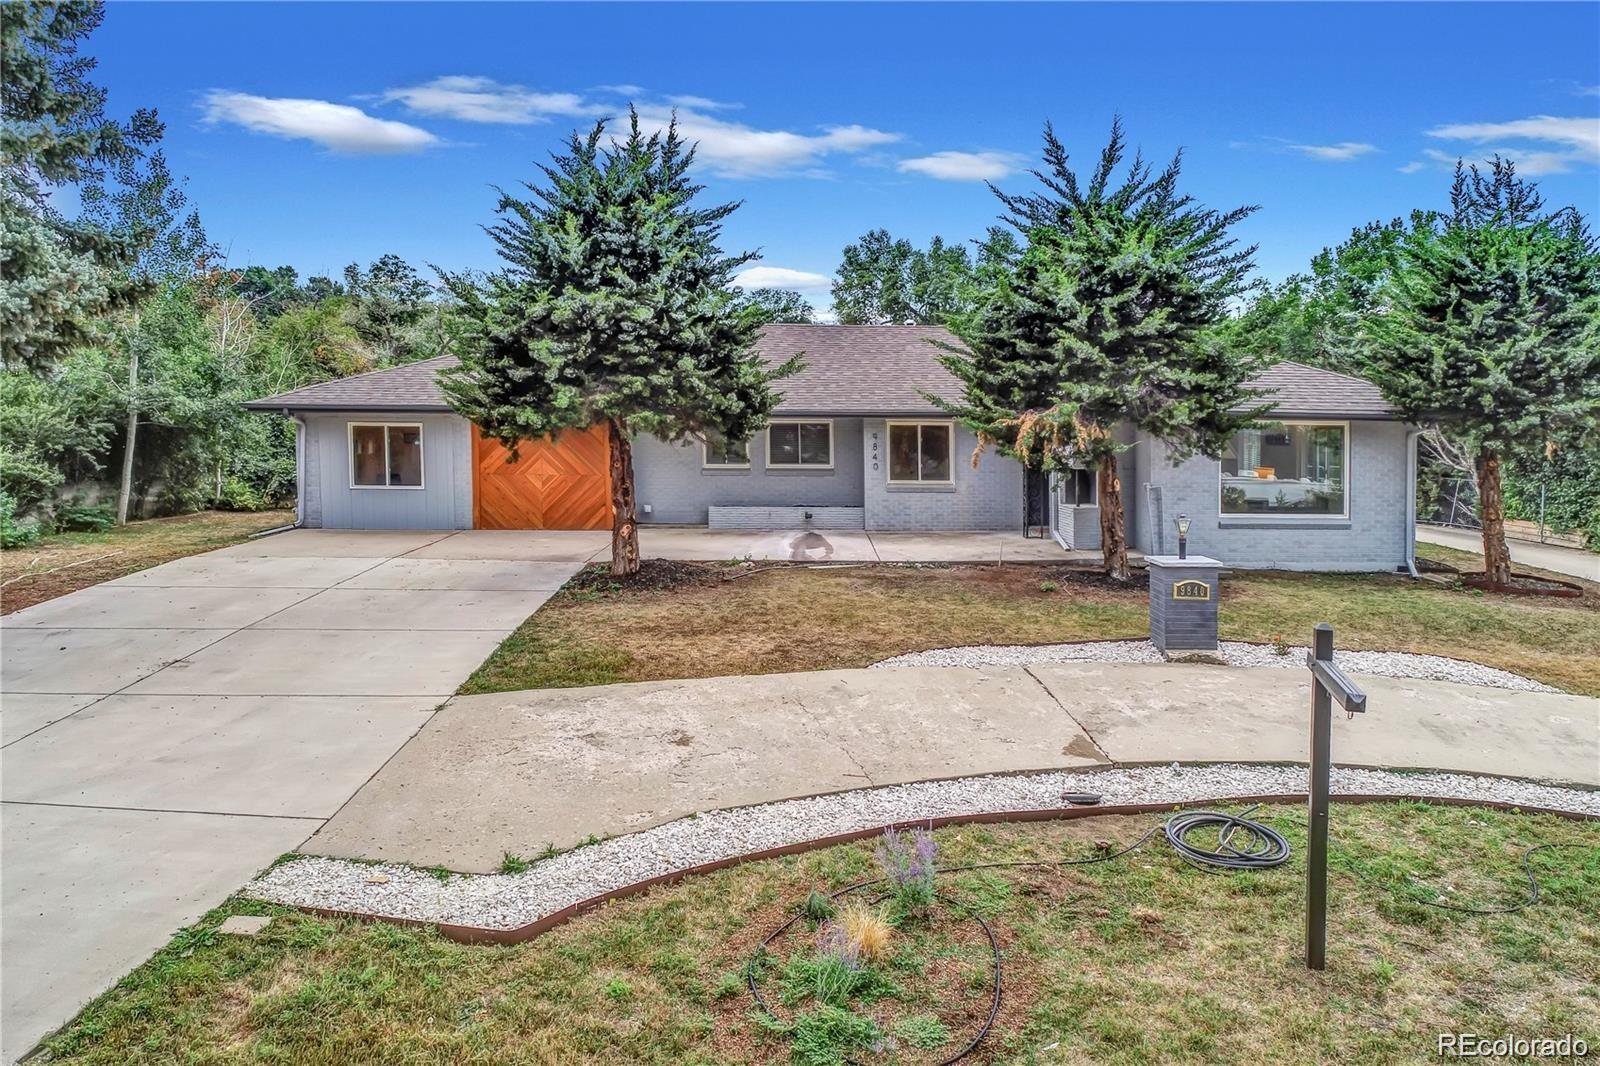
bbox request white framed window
[1057,466,1097,506]
[702,435,751,468]
[1219,420,1348,519]
[886,421,954,484]
[766,420,832,469]
[349,422,424,489]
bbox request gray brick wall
[708,505,865,529]
[1148,561,1221,652]
[1134,420,1409,571]
[632,419,865,524]
[861,419,1023,531]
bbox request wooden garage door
[472,425,612,530]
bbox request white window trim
[765,419,834,470]
[348,421,425,490]
[885,420,956,485]
[701,436,751,469]
[1218,419,1349,521]
[1057,466,1098,506]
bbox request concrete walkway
[305,662,1599,873]
[638,526,1094,563]
[0,529,601,1063]
[1417,523,1599,582]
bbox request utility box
[1147,555,1223,655]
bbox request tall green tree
[1358,159,1600,584]
[940,119,1266,579]
[442,113,795,575]
[1219,219,1409,375]
[1,0,162,370]
[831,229,977,324]
[343,253,434,364]
[733,286,815,324]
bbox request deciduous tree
[733,286,815,324]
[442,113,795,575]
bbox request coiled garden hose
[1162,808,1292,871]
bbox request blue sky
[95,2,1599,313]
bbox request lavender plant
[876,827,938,918]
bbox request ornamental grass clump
[877,827,938,919]
[836,899,893,962]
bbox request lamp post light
[1175,513,1191,560]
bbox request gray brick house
[246,324,1420,572]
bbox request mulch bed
[1461,572,1584,598]
[562,558,732,596]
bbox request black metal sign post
[1305,623,1366,971]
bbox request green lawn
[40,802,1600,1064]
[464,545,1600,698]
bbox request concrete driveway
[0,528,602,1063]
[1417,523,1599,582]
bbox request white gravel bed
[871,639,1560,693]
[246,763,1597,932]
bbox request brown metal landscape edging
[285,792,1597,946]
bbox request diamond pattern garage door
[472,424,613,530]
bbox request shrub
[51,500,115,532]
[1039,580,1059,592]
[0,492,41,548]
[217,476,269,512]
[876,828,938,919]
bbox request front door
[1024,468,1050,533]
[472,425,613,530]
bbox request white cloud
[201,91,439,154]
[376,76,900,178]
[897,149,1028,181]
[732,265,833,293]
[1426,114,1600,175]
[623,108,901,178]
[1397,161,1426,174]
[1285,141,1379,162]
[665,94,740,111]
[380,75,598,124]
[1578,85,1600,97]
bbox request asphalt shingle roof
[244,326,1396,420]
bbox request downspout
[1403,427,1421,578]
[290,410,306,529]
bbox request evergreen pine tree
[1,1,163,370]
[939,119,1267,579]
[442,112,795,575]
[1358,159,1600,585]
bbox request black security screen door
[1025,468,1050,533]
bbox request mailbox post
[1304,623,1366,971]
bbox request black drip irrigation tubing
[746,809,1600,1063]
[746,806,1290,1064]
